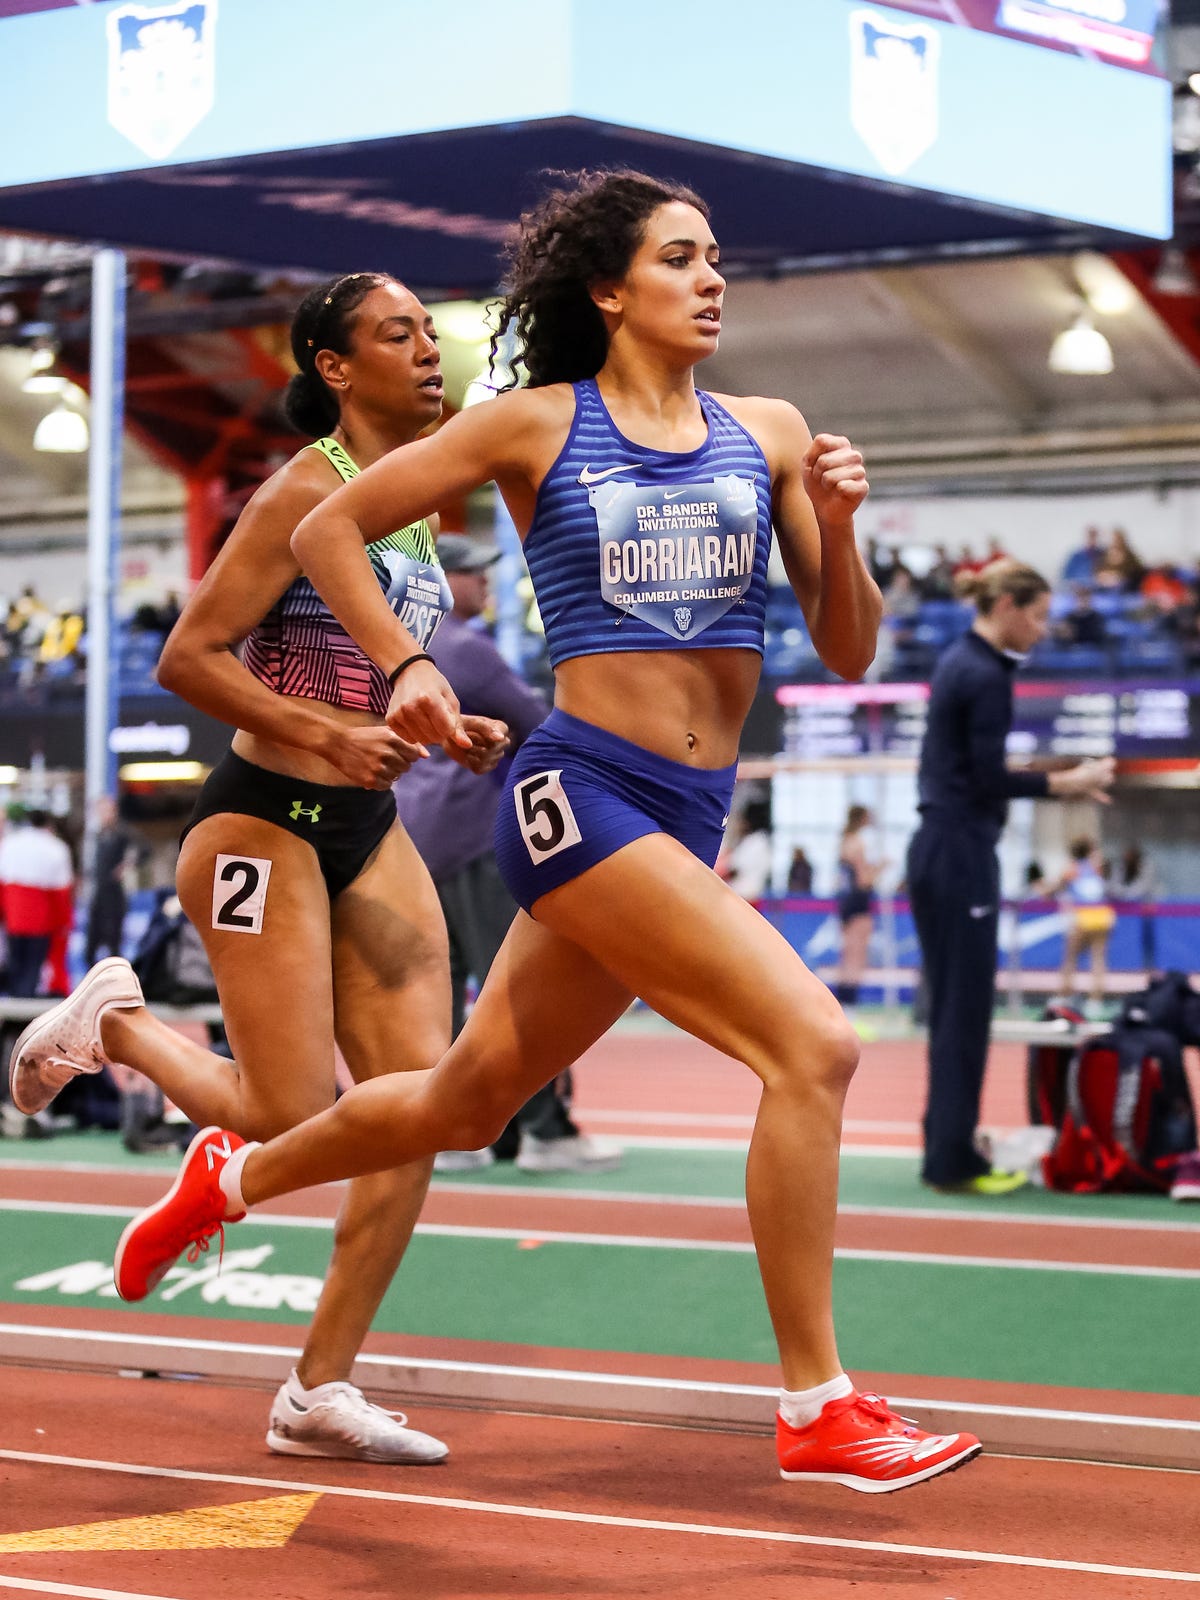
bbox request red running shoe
[114,1125,247,1302]
[777,1391,981,1493]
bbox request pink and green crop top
[243,437,452,715]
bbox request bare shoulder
[706,393,811,469]
[441,382,577,479]
[449,383,574,441]
[204,445,341,578]
[244,443,343,527]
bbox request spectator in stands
[12,584,47,632]
[127,599,169,634]
[157,591,182,633]
[787,846,815,895]
[1094,527,1145,592]
[882,563,921,628]
[920,544,956,601]
[952,544,981,577]
[1054,584,1107,647]
[37,600,84,668]
[719,798,773,901]
[0,806,73,997]
[1140,564,1189,616]
[2,600,24,660]
[1107,844,1159,974]
[864,537,896,590]
[983,536,1008,566]
[1061,526,1103,585]
[1172,582,1200,666]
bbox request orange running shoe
[114,1125,248,1302]
[777,1391,982,1493]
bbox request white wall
[0,527,186,615]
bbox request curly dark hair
[284,271,395,436]
[491,169,709,390]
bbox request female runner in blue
[11,272,506,1465]
[102,172,980,1491]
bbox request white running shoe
[266,1370,448,1464]
[515,1132,623,1174]
[9,956,143,1116]
[433,1146,495,1173]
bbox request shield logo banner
[849,7,940,178]
[590,474,758,642]
[106,0,217,161]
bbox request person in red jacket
[0,807,73,996]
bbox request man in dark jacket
[396,535,621,1174]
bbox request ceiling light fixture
[33,401,89,452]
[22,372,66,396]
[22,341,63,394]
[1048,312,1114,375]
[1072,251,1136,316]
[1151,245,1200,297]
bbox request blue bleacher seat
[1117,637,1182,673]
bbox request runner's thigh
[534,832,852,1087]
[330,823,452,1082]
[176,813,337,1133]
[432,907,634,1121]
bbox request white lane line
[586,1112,920,1134]
[5,1200,1198,1277]
[4,1183,1198,1236]
[2,1330,1197,1436]
[0,1581,183,1600]
[615,1136,925,1156]
[0,1450,1196,1583]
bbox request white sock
[217,1141,259,1217]
[286,1368,342,1402]
[778,1373,855,1430]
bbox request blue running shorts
[494,708,737,915]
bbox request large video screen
[882,0,1165,69]
[0,0,1174,242]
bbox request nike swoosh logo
[663,488,692,500]
[578,462,643,485]
[969,905,994,918]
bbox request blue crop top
[243,437,451,716]
[523,380,772,669]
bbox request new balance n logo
[290,801,322,824]
[204,1132,236,1171]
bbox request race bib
[590,474,758,640]
[377,552,453,651]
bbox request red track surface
[1,1366,1197,1599]
[2,1029,1197,1597]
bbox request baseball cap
[437,534,501,574]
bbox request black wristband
[385,652,435,689]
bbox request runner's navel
[686,731,697,752]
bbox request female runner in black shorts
[11,272,506,1463]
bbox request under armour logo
[204,1132,236,1171]
[290,801,322,824]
